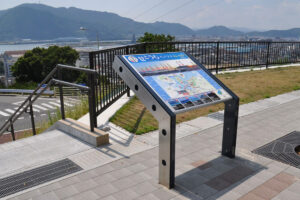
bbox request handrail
[0,81,53,136]
[0,64,98,139]
[52,79,90,90]
[57,64,98,74]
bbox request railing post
[126,46,129,55]
[10,119,15,141]
[58,68,65,120]
[88,73,96,132]
[89,53,97,129]
[125,44,131,97]
[216,41,220,74]
[29,97,36,135]
[266,42,270,69]
[127,87,130,97]
[143,43,147,53]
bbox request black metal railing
[0,64,98,141]
[89,41,300,116]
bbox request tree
[0,60,4,75]
[11,46,79,83]
[137,32,175,43]
[137,32,176,53]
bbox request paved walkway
[1,90,300,200]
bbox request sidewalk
[1,89,300,200]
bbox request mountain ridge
[0,4,300,41]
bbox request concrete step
[54,118,109,147]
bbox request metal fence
[89,41,300,116]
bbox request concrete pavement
[0,89,300,199]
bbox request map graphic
[153,71,215,99]
[123,52,231,112]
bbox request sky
[0,0,300,31]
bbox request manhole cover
[252,131,300,169]
[0,158,82,198]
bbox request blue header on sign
[123,52,188,63]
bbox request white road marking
[41,103,55,109]
[56,100,73,106]
[33,105,48,111]
[41,114,47,116]
[18,117,24,120]
[64,102,74,107]
[13,107,39,113]
[49,102,61,107]
[13,100,26,105]
[0,111,9,116]
[32,108,40,112]
[5,109,16,114]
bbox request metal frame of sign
[112,52,239,189]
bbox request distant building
[74,49,90,67]
[131,34,136,44]
[3,50,27,86]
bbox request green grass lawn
[110,66,300,135]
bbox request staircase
[0,64,109,146]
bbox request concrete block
[55,118,109,147]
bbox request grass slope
[110,66,300,134]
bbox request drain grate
[252,131,300,169]
[207,112,224,121]
[0,158,82,198]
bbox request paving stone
[176,171,209,190]
[111,176,138,190]
[251,185,278,199]
[286,181,300,193]
[136,193,161,200]
[32,192,59,200]
[110,168,133,179]
[152,188,177,200]
[125,163,147,173]
[58,176,81,187]
[262,178,289,192]
[90,164,115,176]
[76,171,98,182]
[92,173,117,185]
[130,181,158,196]
[191,160,211,170]
[11,189,42,200]
[92,183,118,198]
[238,192,265,200]
[66,190,99,200]
[170,192,202,200]
[209,191,241,200]
[275,190,300,200]
[111,188,140,200]
[190,184,218,199]
[98,195,117,200]
[53,185,79,199]
[205,177,232,191]
[37,182,62,195]
[73,179,98,193]
[273,172,297,185]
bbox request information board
[123,52,231,113]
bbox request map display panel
[123,52,231,112]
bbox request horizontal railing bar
[57,64,97,74]
[89,44,144,54]
[52,79,90,90]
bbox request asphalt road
[0,95,80,134]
